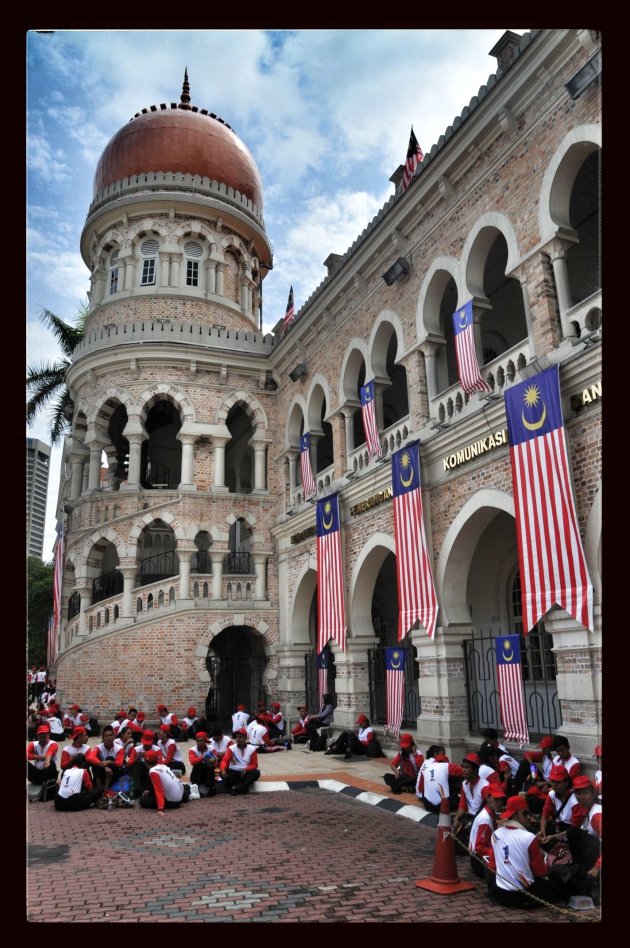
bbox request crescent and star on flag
[390,650,402,669]
[322,500,334,530]
[521,384,547,432]
[501,638,514,662]
[399,450,414,488]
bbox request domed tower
[58,74,279,724]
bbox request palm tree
[26,303,88,445]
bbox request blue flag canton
[453,299,473,337]
[300,432,310,453]
[385,647,405,672]
[504,365,564,447]
[392,442,421,497]
[317,494,340,536]
[316,649,329,670]
[495,634,522,666]
[360,381,375,407]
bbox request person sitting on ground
[76,713,93,736]
[113,726,139,777]
[60,726,90,771]
[325,714,383,760]
[54,753,102,811]
[116,708,143,742]
[593,744,602,797]
[416,746,464,813]
[513,735,555,794]
[208,726,232,767]
[304,693,334,742]
[139,750,191,814]
[566,775,601,903]
[478,743,511,792]
[247,713,285,753]
[551,735,581,782]
[110,709,128,735]
[486,795,558,909]
[126,729,164,798]
[27,724,59,787]
[267,702,286,741]
[452,753,489,843]
[188,731,217,796]
[220,728,260,795]
[181,706,200,741]
[383,733,424,794]
[537,764,582,847]
[157,704,182,740]
[482,727,508,755]
[290,705,310,744]
[468,785,507,879]
[46,705,65,744]
[85,724,124,794]
[156,724,187,774]
[232,704,250,733]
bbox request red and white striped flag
[300,433,317,498]
[496,634,529,744]
[453,300,491,395]
[385,647,405,737]
[392,443,438,641]
[316,494,346,654]
[360,381,382,459]
[281,285,295,336]
[52,519,65,662]
[505,365,593,633]
[402,127,424,192]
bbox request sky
[26,27,529,561]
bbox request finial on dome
[180,68,191,109]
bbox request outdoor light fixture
[382,256,411,286]
[564,50,601,100]
[289,362,308,382]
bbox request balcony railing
[192,549,211,573]
[223,551,253,574]
[67,591,81,620]
[92,569,123,604]
[139,550,177,586]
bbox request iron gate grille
[463,627,561,738]
[304,648,336,711]
[204,654,267,732]
[367,647,422,727]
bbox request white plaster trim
[538,125,601,241]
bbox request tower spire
[180,67,191,109]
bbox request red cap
[572,775,595,791]
[187,707,196,716]
[463,752,481,766]
[594,744,602,756]
[137,711,146,720]
[399,733,414,748]
[157,704,167,712]
[195,731,209,741]
[159,724,171,734]
[271,702,281,710]
[538,736,554,749]
[482,785,507,800]
[526,785,547,800]
[36,725,50,735]
[116,710,126,718]
[236,704,246,711]
[71,704,80,711]
[141,730,155,746]
[548,765,569,782]
[235,727,248,735]
[501,795,529,819]
[144,750,159,765]
[356,714,369,725]
[72,726,87,738]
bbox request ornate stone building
[54,30,601,765]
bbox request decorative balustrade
[565,289,602,338]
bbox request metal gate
[304,647,336,711]
[463,627,561,738]
[204,654,267,731]
[367,647,422,727]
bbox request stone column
[248,438,268,491]
[216,264,225,297]
[509,265,537,352]
[160,254,171,287]
[119,565,137,619]
[287,450,298,493]
[372,383,386,432]
[334,633,379,729]
[211,552,224,600]
[123,258,137,291]
[212,436,229,492]
[240,280,249,314]
[413,624,472,758]
[170,257,180,287]
[206,262,217,295]
[86,441,106,492]
[77,584,92,635]
[121,434,145,490]
[331,412,348,478]
[471,300,491,370]
[253,553,267,601]
[178,550,193,600]
[92,269,106,306]
[177,434,196,490]
[546,236,579,341]
[70,450,88,499]
[402,346,430,429]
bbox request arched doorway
[205,626,267,729]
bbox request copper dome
[93,83,263,210]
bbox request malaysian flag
[52,519,65,659]
[300,433,317,498]
[360,381,382,459]
[505,365,593,633]
[281,285,295,336]
[317,648,329,703]
[316,493,346,654]
[384,647,405,737]
[495,634,529,744]
[392,442,438,641]
[402,127,424,192]
[453,300,491,395]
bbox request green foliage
[27,556,54,667]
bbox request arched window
[140,238,159,286]
[109,249,120,295]
[185,241,203,287]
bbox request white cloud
[27,132,71,184]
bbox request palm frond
[38,307,86,358]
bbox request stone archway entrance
[205,626,267,729]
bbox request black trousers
[91,763,122,790]
[566,827,601,871]
[383,773,416,793]
[190,761,216,789]
[28,762,58,785]
[223,768,260,793]
[55,790,102,811]
[329,732,367,755]
[139,785,190,809]
[486,871,558,908]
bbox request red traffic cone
[415,794,476,894]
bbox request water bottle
[107,795,114,812]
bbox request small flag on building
[495,634,530,744]
[52,519,65,664]
[316,493,346,654]
[384,646,405,737]
[317,648,329,703]
[360,381,382,459]
[402,127,424,192]
[281,285,295,336]
[453,300,491,395]
[300,432,317,498]
[392,442,438,640]
[504,364,593,633]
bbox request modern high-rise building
[52,30,601,765]
[27,438,51,559]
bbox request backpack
[366,739,384,759]
[309,733,328,752]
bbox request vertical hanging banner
[316,493,346,654]
[52,519,65,665]
[495,634,530,744]
[300,432,317,498]
[392,443,438,641]
[360,381,382,460]
[317,648,329,703]
[504,365,593,633]
[384,646,405,737]
[453,300,491,395]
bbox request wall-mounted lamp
[565,50,601,100]
[382,256,411,286]
[289,362,308,382]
